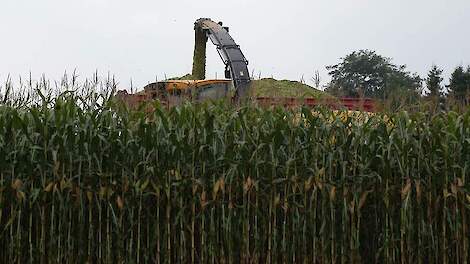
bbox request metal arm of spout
[192,18,251,98]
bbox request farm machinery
[116,18,375,111]
[117,18,251,107]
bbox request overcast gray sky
[1,0,469,90]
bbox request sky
[0,0,469,91]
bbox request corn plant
[0,78,469,263]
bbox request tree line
[324,50,470,106]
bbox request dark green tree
[426,65,444,98]
[447,66,470,101]
[325,50,422,99]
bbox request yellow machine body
[116,79,233,108]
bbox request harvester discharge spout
[192,18,251,99]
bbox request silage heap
[249,78,329,99]
[191,26,207,80]
[170,75,330,99]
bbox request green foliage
[447,66,470,102]
[426,65,444,98]
[0,77,469,263]
[326,50,422,99]
[1,95,470,263]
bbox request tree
[425,65,444,98]
[447,66,470,101]
[325,50,422,99]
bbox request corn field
[0,84,469,263]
